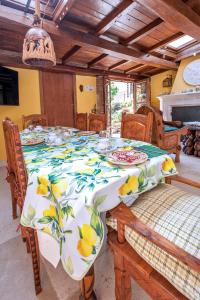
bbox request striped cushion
[107,183,200,300]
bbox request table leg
[79,265,97,300]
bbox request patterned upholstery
[107,183,200,300]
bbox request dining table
[20,126,177,299]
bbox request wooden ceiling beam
[88,53,108,67]
[108,59,128,70]
[153,48,177,58]
[0,5,178,70]
[62,45,81,64]
[0,49,146,80]
[53,0,75,25]
[137,0,200,41]
[125,64,144,73]
[148,32,184,52]
[24,0,31,14]
[95,0,133,36]
[175,43,200,61]
[122,18,163,45]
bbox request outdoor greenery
[110,82,133,132]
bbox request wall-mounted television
[0,66,19,106]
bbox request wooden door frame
[133,78,151,112]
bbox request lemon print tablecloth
[20,128,177,280]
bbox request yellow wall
[150,70,177,109]
[76,75,96,113]
[0,67,41,161]
[171,54,200,93]
[150,54,200,109]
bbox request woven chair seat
[107,183,200,300]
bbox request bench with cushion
[107,176,200,300]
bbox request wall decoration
[183,59,200,85]
[79,84,96,92]
[162,75,172,87]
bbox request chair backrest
[121,112,153,143]
[76,113,87,131]
[3,118,27,209]
[88,113,107,132]
[22,114,48,129]
[136,105,164,146]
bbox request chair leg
[113,251,131,300]
[175,145,181,163]
[80,265,96,300]
[10,183,17,219]
[26,227,42,295]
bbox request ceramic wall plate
[106,149,148,166]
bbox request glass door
[134,79,150,112]
[107,80,134,135]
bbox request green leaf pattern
[20,128,177,280]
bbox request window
[167,35,194,49]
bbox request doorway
[106,79,150,135]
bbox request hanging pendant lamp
[22,0,56,67]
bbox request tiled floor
[0,152,199,300]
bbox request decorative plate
[106,149,148,165]
[183,59,200,85]
[77,131,96,136]
[21,138,44,146]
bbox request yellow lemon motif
[77,239,93,257]
[162,158,175,173]
[51,179,68,199]
[123,146,132,151]
[119,176,139,196]
[37,184,49,195]
[81,224,97,246]
[43,204,57,218]
[63,148,73,154]
[80,168,93,174]
[77,224,97,257]
[42,227,51,235]
[87,158,99,165]
[38,176,49,186]
[53,154,65,159]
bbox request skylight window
[168,35,194,49]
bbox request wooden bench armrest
[109,202,200,273]
[166,175,200,189]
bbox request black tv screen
[0,66,19,105]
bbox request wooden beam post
[137,0,200,40]
[148,32,184,52]
[88,54,108,67]
[122,18,163,45]
[0,5,178,70]
[176,43,200,61]
[95,0,133,36]
[108,60,128,70]
[125,64,143,73]
[62,45,81,64]
[53,0,75,25]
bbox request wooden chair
[137,105,187,162]
[2,118,41,295]
[3,117,18,219]
[107,175,200,300]
[88,113,107,132]
[76,113,88,131]
[22,114,48,129]
[121,112,153,143]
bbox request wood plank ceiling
[0,0,200,80]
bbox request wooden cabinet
[39,71,75,127]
